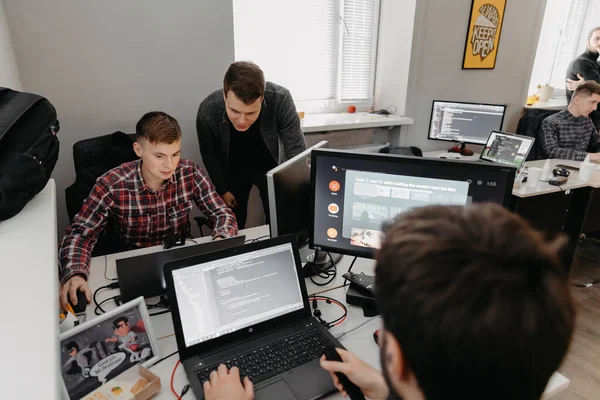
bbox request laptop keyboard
[195,328,330,386]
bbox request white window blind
[339,0,378,102]
[232,0,380,112]
[548,0,590,87]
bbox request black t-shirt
[227,115,277,173]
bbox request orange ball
[347,105,356,113]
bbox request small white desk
[0,180,60,399]
[84,224,568,399]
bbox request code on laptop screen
[171,243,304,347]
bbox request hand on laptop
[203,364,254,400]
[59,275,91,312]
[320,348,389,400]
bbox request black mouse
[69,290,88,314]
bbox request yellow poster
[462,0,506,69]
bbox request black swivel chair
[516,108,560,161]
[65,132,138,256]
[379,146,423,157]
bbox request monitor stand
[301,249,343,277]
[448,142,474,156]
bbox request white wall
[404,0,547,152]
[0,0,20,89]
[374,0,416,116]
[4,0,235,236]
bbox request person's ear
[383,330,408,381]
[133,141,143,158]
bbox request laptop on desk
[164,235,343,400]
[480,131,534,175]
[116,235,246,303]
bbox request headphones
[309,295,348,329]
[163,221,191,250]
[552,167,570,177]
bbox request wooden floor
[553,238,600,399]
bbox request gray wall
[404,0,547,152]
[4,0,234,236]
[0,0,20,89]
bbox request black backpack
[0,88,60,221]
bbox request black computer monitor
[428,100,506,155]
[266,140,329,247]
[309,149,516,259]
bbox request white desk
[84,224,568,399]
[0,180,60,399]
[302,112,413,134]
[423,152,589,198]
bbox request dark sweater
[566,49,600,127]
[196,82,306,194]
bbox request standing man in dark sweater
[566,26,600,130]
[196,62,306,229]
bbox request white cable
[335,317,378,340]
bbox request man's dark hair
[112,316,129,330]
[135,111,181,144]
[66,341,79,352]
[223,61,265,104]
[588,26,600,40]
[375,204,574,400]
[574,80,600,98]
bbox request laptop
[116,235,246,303]
[480,131,534,174]
[164,235,344,400]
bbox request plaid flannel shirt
[540,108,600,161]
[59,159,237,284]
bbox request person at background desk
[539,80,600,161]
[196,61,306,229]
[202,204,574,400]
[58,112,237,311]
[566,26,600,130]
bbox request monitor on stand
[309,149,516,314]
[428,100,506,156]
[266,140,341,276]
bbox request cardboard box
[82,365,160,400]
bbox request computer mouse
[69,290,88,314]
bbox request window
[232,0,381,113]
[529,0,591,96]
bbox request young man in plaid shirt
[540,81,600,161]
[58,112,238,311]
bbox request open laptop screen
[480,131,534,171]
[170,242,304,348]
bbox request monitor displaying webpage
[312,153,514,257]
[171,243,304,348]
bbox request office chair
[379,146,423,157]
[516,108,559,161]
[65,132,138,256]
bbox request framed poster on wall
[462,0,507,69]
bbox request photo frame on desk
[59,297,160,399]
[462,0,506,69]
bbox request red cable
[171,359,183,400]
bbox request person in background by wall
[566,26,600,130]
[202,204,575,400]
[196,61,306,229]
[540,81,600,161]
[58,112,237,311]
